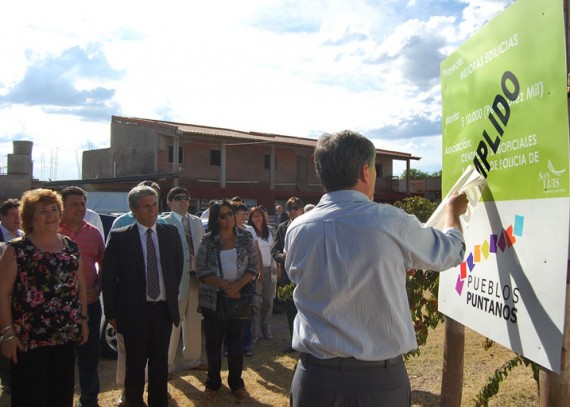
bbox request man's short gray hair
[128,186,158,211]
[314,130,376,192]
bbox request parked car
[99,213,119,241]
[96,212,119,359]
[100,311,118,359]
[199,209,209,232]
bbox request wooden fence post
[440,317,465,407]
[539,259,570,406]
[540,1,570,404]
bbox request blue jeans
[77,301,102,407]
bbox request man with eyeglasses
[271,197,304,353]
[160,187,206,377]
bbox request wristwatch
[80,315,89,322]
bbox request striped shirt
[284,190,465,361]
[60,220,105,304]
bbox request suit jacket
[102,222,184,333]
[159,212,204,301]
[271,219,291,266]
[271,219,292,285]
[278,212,290,224]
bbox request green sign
[441,0,569,201]
[439,0,570,372]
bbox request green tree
[400,168,430,179]
[393,195,436,223]
[393,196,440,353]
[399,168,442,179]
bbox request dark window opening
[168,146,184,163]
[210,150,221,166]
[264,154,271,169]
[375,164,382,178]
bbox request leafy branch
[473,352,539,406]
[394,196,443,357]
[473,339,539,406]
[277,283,295,301]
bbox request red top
[59,220,105,304]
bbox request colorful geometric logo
[455,215,525,295]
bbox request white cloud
[0,0,513,181]
[458,0,515,39]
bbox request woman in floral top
[196,200,258,401]
[0,189,88,407]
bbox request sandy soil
[0,310,538,406]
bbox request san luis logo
[538,159,567,193]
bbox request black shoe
[283,346,296,353]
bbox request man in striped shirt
[285,130,468,407]
[60,186,105,407]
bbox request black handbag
[215,249,254,321]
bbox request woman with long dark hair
[248,206,277,340]
[196,200,258,401]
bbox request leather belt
[146,301,166,306]
[300,352,403,368]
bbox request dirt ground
[0,311,539,406]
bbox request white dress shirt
[0,224,23,242]
[285,189,465,361]
[136,222,166,301]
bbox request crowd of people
[0,183,309,406]
[0,129,469,407]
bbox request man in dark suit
[275,204,289,224]
[102,185,183,407]
[271,197,303,353]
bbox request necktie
[182,216,196,271]
[146,228,160,300]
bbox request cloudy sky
[0,0,514,181]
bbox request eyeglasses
[218,211,234,220]
[286,206,299,212]
[172,195,190,201]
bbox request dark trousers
[0,353,10,393]
[290,353,411,407]
[76,301,102,407]
[203,309,245,392]
[242,318,253,350]
[285,299,297,338]
[123,302,172,407]
[12,342,76,407]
